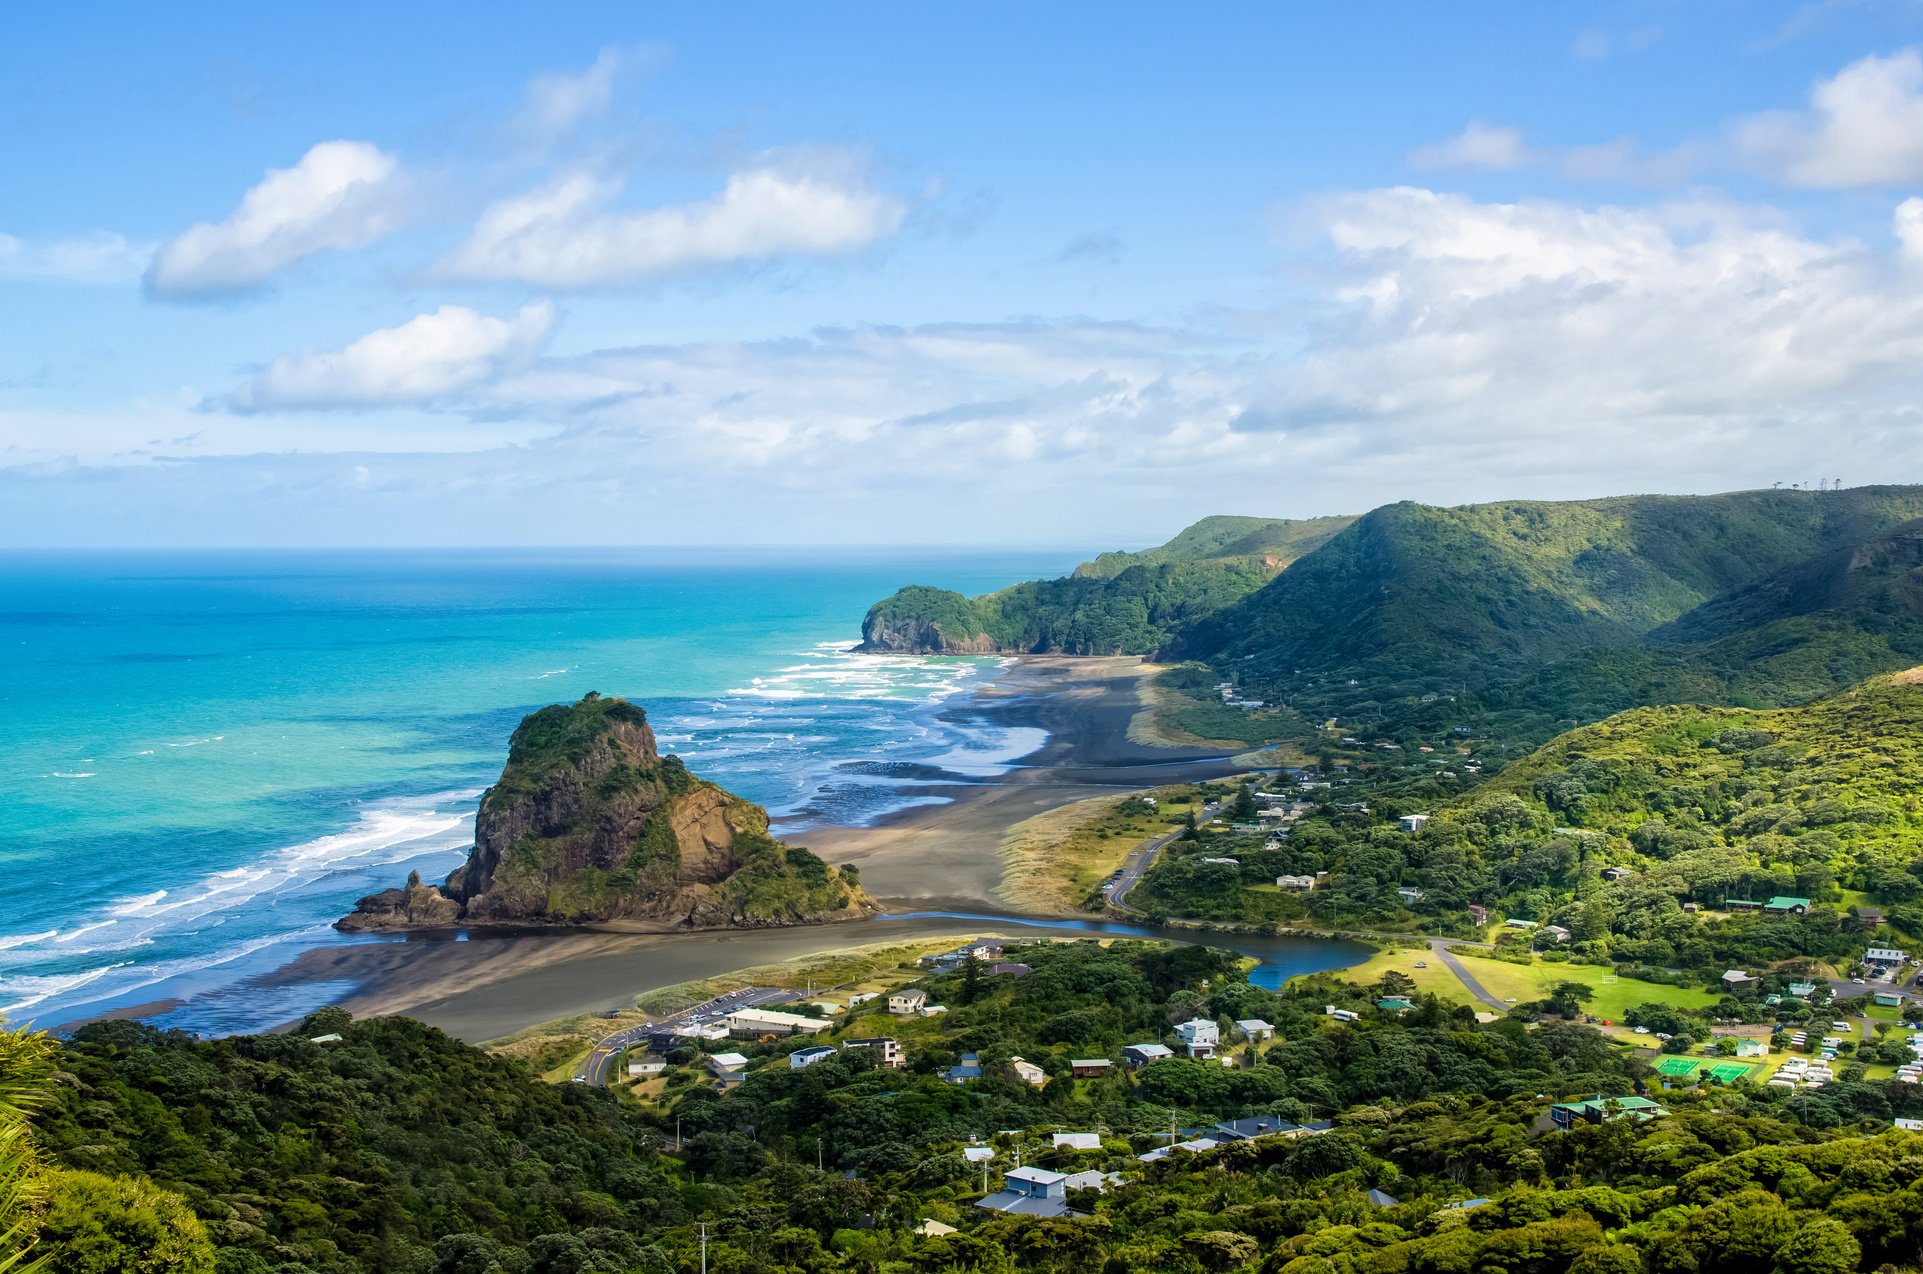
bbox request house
[846,992,878,1006]
[1123,1043,1174,1067]
[1398,814,1429,833]
[1396,886,1426,905]
[975,1166,1075,1218]
[1199,857,1241,866]
[1764,896,1812,915]
[1866,946,1908,967]
[788,1046,837,1070]
[1215,1116,1293,1141]
[1138,1138,1223,1162]
[628,1059,667,1078]
[808,1001,843,1015]
[1505,918,1538,931]
[888,988,928,1015]
[1367,1188,1400,1207]
[1326,1007,1361,1023]
[1174,1018,1220,1058]
[842,1037,905,1068]
[1010,1057,1048,1087]
[962,1146,996,1162]
[945,1053,983,1084]
[1549,1096,1665,1129]
[1052,1132,1102,1152]
[920,1004,949,1017]
[989,963,1032,979]
[309,1033,344,1045]
[1857,907,1886,928]
[1898,1118,1923,1132]
[1539,924,1572,943]
[1060,1170,1124,1193]
[723,1008,834,1037]
[1734,1039,1768,1058]
[706,1052,749,1078]
[1376,997,1414,1013]
[1724,898,1761,911]
[1877,991,1907,1008]
[1235,1019,1275,1042]
[916,1220,958,1237]
[1787,982,1818,999]
[1467,904,1490,922]
[1276,874,1317,890]
[1721,970,1760,991]
[1070,1059,1115,1078]
[1601,866,1634,881]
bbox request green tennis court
[1655,1058,1701,1077]
[1707,1063,1754,1083]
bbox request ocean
[0,547,1081,1034]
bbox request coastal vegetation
[19,936,1923,1272]
[858,514,1353,656]
[341,694,870,932]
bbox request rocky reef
[340,693,873,932]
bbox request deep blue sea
[0,548,1082,1032]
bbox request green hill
[1171,487,1923,714]
[857,512,1354,655]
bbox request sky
[7,2,1923,548]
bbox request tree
[960,953,986,1004]
[1544,982,1596,1019]
[1774,1217,1860,1274]
[37,1171,214,1274]
[1230,784,1258,822]
[0,1023,54,1274]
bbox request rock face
[856,584,1001,655]
[340,693,872,932]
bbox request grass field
[1453,956,1720,1019]
[1341,945,1470,1001]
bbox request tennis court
[1655,1057,1701,1077]
[1706,1062,1755,1083]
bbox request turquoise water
[0,548,1080,1030]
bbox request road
[1428,938,1510,1014]
[1106,797,1227,912]
[575,985,798,1085]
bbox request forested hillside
[857,514,1353,655]
[16,937,1923,1273]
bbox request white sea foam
[2,964,126,1015]
[55,920,116,945]
[47,772,96,779]
[0,929,58,952]
[110,890,169,916]
[534,668,570,679]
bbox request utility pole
[698,1222,709,1274]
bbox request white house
[889,988,928,1015]
[788,1046,836,1070]
[1174,1018,1220,1058]
[1276,874,1317,890]
[1398,814,1429,833]
[841,1037,905,1068]
[1052,1132,1102,1151]
[1235,1019,1275,1042]
[706,1052,749,1077]
[1396,886,1426,904]
[1010,1057,1048,1087]
[723,1008,834,1037]
[627,1059,667,1078]
[1124,1043,1174,1067]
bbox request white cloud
[512,47,630,143]
[147,141,410,296]
[1244,188,1923,481]
[232,302,556,411]
[1737,48,1923,187]
[438,148,906,288]
[1408,121,1530,172]
[0,230,150,283]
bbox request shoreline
[56,655,1268,1042]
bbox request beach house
[975,1167,1074,1218]
[1174,1018,1220,1058]
[841,1037,905,1068]
[888,988,927,1015]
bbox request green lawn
[1453,956,1721,1019]
[1342,945,1473,1001]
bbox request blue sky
[7,2,1923,546]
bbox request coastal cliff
[340,693,873,931]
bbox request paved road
[1428,939,1510,1014]
[1106,798,1226,912]
[576,985,798,1085]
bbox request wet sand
[245,656,1253,1041]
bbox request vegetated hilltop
[22,937,1923,1273]
[1161,668,1923,979]
[341,693,869,931]
[1170,487,1923,713]
[857,512,1355,655]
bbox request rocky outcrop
[859,611,1002,655]
[339,693,872,932]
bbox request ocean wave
[47,772,97,779]
[110,890,168,916]
[534,668,570,679]
[2,964,127,1015]
[0,929,58,952]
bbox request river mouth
[880,910,1372,990]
